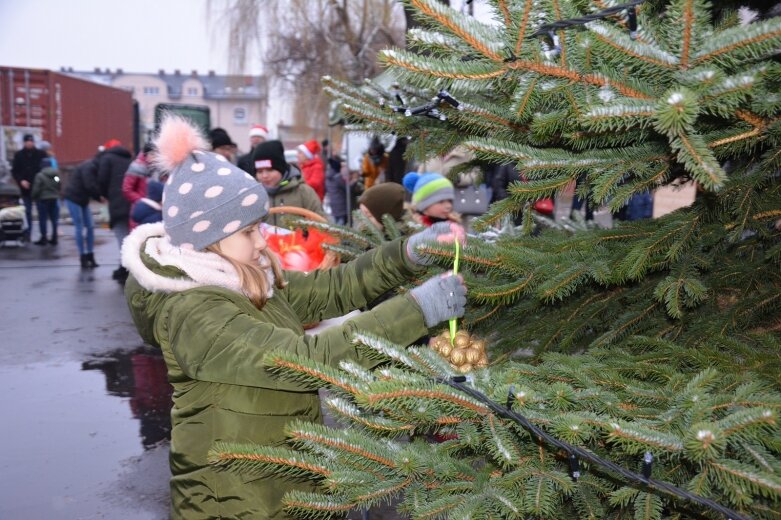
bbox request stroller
[0,183,27,246]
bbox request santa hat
[297,140,321,160]
[248,125,268,139]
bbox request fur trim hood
[121,222,274,298]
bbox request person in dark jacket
[325,154,350,225]
[130,180,163,226]
[11,134,48,241]
[97,139,133,281]
[122,115,467,520]
[31,158,61,245]
[237,124,268,174]
[65,152,103,268]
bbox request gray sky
[0,0,259,75]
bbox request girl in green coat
[122,115,467,519]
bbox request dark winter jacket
[31,167,61,201]
[97,146,133,228]
[237,149,254,174]
[490,163,519,203]
[11,147,48,197]
[325,157,348,219]
[122,223,428,519]
[64,156,101,207]
[264,166,326,226]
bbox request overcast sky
[0,0,493,77]
[0,0,258,75]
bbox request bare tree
[208,0,405,133]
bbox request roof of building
[60,67,266,100]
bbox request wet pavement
[0,222,402,520]
[0,224,170,520]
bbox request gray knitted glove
[410,274,467,327]
[406,222,466,265]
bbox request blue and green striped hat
[402,172,454,212]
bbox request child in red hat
[296,140,325,201]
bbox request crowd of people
[3,115,661,519]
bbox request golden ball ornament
[458,363,473,373]
[464,348,481,364]
[449,349,467,366]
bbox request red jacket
[299,156,325,201]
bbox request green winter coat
[123,224,428,519]
[31,167,61,201]
[265,173,326,226]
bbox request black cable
[439,376,748,520]
[529,0,646,38]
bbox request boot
[33,237,47,245]
[86,253,98,268]
[115,266,129,285]
[49,237,58,246]
[80,254,89,269]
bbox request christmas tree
[210,0,781,517]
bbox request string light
[529,0,645,40]
[388,89,464,121]
[441,375,750,520]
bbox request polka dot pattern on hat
[193,220,211,233]
[191,162,205,172]
[223,220,242,233]
[218,167,232,176]
[242,194,258,206]
[204,186,224,198]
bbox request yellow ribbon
[449,238,461,346]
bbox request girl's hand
[406,222,466,265]
[409,273,467,327]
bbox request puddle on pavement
[82,347,173,449]
[0,347,171,519]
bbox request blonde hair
[205,240,287,309]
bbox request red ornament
[263,227,337,272]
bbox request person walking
[64,151,102,268]
[252,140,326,225]
[97,139,133,282]
[121,115,467,519]
[30,158,61,245]
[11,134,47,242]
[324,154,350,225]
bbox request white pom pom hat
[153,115,270,251]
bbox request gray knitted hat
[154,115,270,251]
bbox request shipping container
[0,66,135,167]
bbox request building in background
[0,66,134,168]
[63,67,268,155]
